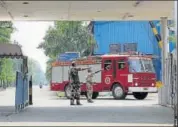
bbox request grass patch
[56,92,65,97]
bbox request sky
[11,21,54,72]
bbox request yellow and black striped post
[149,21,163,49]
[29,75,33,105]
[149,21,163,88]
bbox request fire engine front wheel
[133,92,148,100]
[112,84,126,100]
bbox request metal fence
[163,53,177,126]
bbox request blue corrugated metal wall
[94,21,160,55]
[93,21,162,80]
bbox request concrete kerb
[0,122,173,126]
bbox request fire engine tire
[64,85,71,99]
[133,92,148,100]
[112,84,126,100]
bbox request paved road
[0,86,174,126]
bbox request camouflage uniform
[69,64,89,105]
[86,72,94,102]
[86,69,102,103]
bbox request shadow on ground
[50,96,154,101]
[0,105,173,124]
[0,106,15,117]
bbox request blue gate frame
[15,72,29,112]
[15,56,31,113]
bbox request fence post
[29,75,33,105]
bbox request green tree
[0,21,15,88]
[45,57,56,82]
[38,21,95,57]
[38,21,96,82]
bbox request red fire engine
[50,52,157,100]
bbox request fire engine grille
[140,76,152,80]
[139,83,150,86]
[138,76,152,86]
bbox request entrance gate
[0,43,32,113]
[15,71,29,112]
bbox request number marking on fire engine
[105,77,110,84]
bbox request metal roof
[0,43,24,58]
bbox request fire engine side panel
[78,65,89,83]
[88,64,101,83]
[63,66,70,81]
[52,66,63,83]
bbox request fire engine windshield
[128,58,155,73]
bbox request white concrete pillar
[159,17,169,106]
[161,17,169,58]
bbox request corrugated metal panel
[94,21,161,56]
[153,58,161,81]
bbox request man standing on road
[86,68,103,103]
[69,61,90,105]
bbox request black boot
[88,99,94,103]
[70,99,75,105]
[76,99,82,105]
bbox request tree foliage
[38,21,96,82]
[0,21,15,88]
[45,57,56,82]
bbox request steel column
[159,17,169,106]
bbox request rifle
[92,69,103,75]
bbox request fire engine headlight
[135,83,138,86]
[152,83,154,86]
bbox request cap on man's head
[71,61,76,66]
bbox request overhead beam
[0,1,174,21]
[0,0,14,20]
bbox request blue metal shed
[92,21,162,80]
[93,21,160,55]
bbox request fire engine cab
[51,52,157,100]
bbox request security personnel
[69,61,90,105]
[86,68,103,103]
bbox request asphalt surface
[0,86,174,126]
